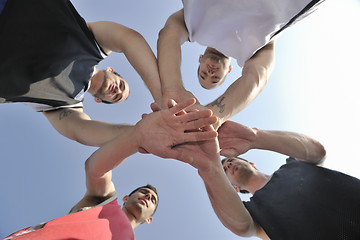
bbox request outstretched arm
[206,41,275,129]
[159,129,260,237]
[69,126,136,213]
[43,108,132,147]
[157,9,199,108]
[88,21,162,102]
[218,120,326,165]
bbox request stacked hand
[135,98,218,159]
[218,120,257,157]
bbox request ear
[106,67,114,72]
[228,65,233,73]
[122,195,129,203]
[249,162,256,168]
[144,217,153,224]
[94,97,102,103]
[198,55,203,63]
[233,185,241,193]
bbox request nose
[225,161,232,169]
[113,85,122,96]
[144,193,150,200]
[207,66,217,75]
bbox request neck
[246,172,272,195]
[122,206,140,229]
[88,68,102,95]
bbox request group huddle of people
[1,0,359,239]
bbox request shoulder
[69,192,117,214]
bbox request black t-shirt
[244,157,360,240]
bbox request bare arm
[157,9,199,108]
[218,120,326,165]
[70,127,137,213]
[206,42,276,129]
[200,162,260,237]
[88,21,162,102]
[163,129,259,237]
[43,108,132,147]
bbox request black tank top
[244,157,360,240]
[0,0,105,109]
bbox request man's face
[123,187,158,224]
[94,69,130,103]
[198,49,232,89]
[222,158,254,190]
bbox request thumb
[150,102,161,112]
[219,148,238,157]
[167,99,177,108]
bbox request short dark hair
[221,157,251,194]
[129,184,159,215]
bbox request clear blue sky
[1,0,359,239]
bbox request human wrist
[162,85,186,94]
[134,121,147,148]
[198,161,225,183]
[252,128,266,150]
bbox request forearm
[83,127,138,203]
[122,31,162,102]
[207,43,275,127]
[157,9,189,93]
[85,126,138,179]
[199,164,256,237]
[253,129,326,164]
[44,108,133,147]
[206,68,267,126]
[72,121,134,147]
[157,33,185,92]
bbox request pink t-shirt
[4,198,134,240]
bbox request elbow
[225,222,255,238]
[244,64,269,89]
[85,158,102,179]
[157,28,166,48]
[130,29,146,44]
[306,139,326,165]
[157,26,173,47]
[157,24,186,47]
[313,141,327,165]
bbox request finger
[168,98,196,115]
[150,102,161,112]
[176,109,213,123]
[168,99,187,116]
[138,147,150,154]
[167,99,177,108]
[178,131,218,143]
[219,148,238,157]
[184,116,218,131]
